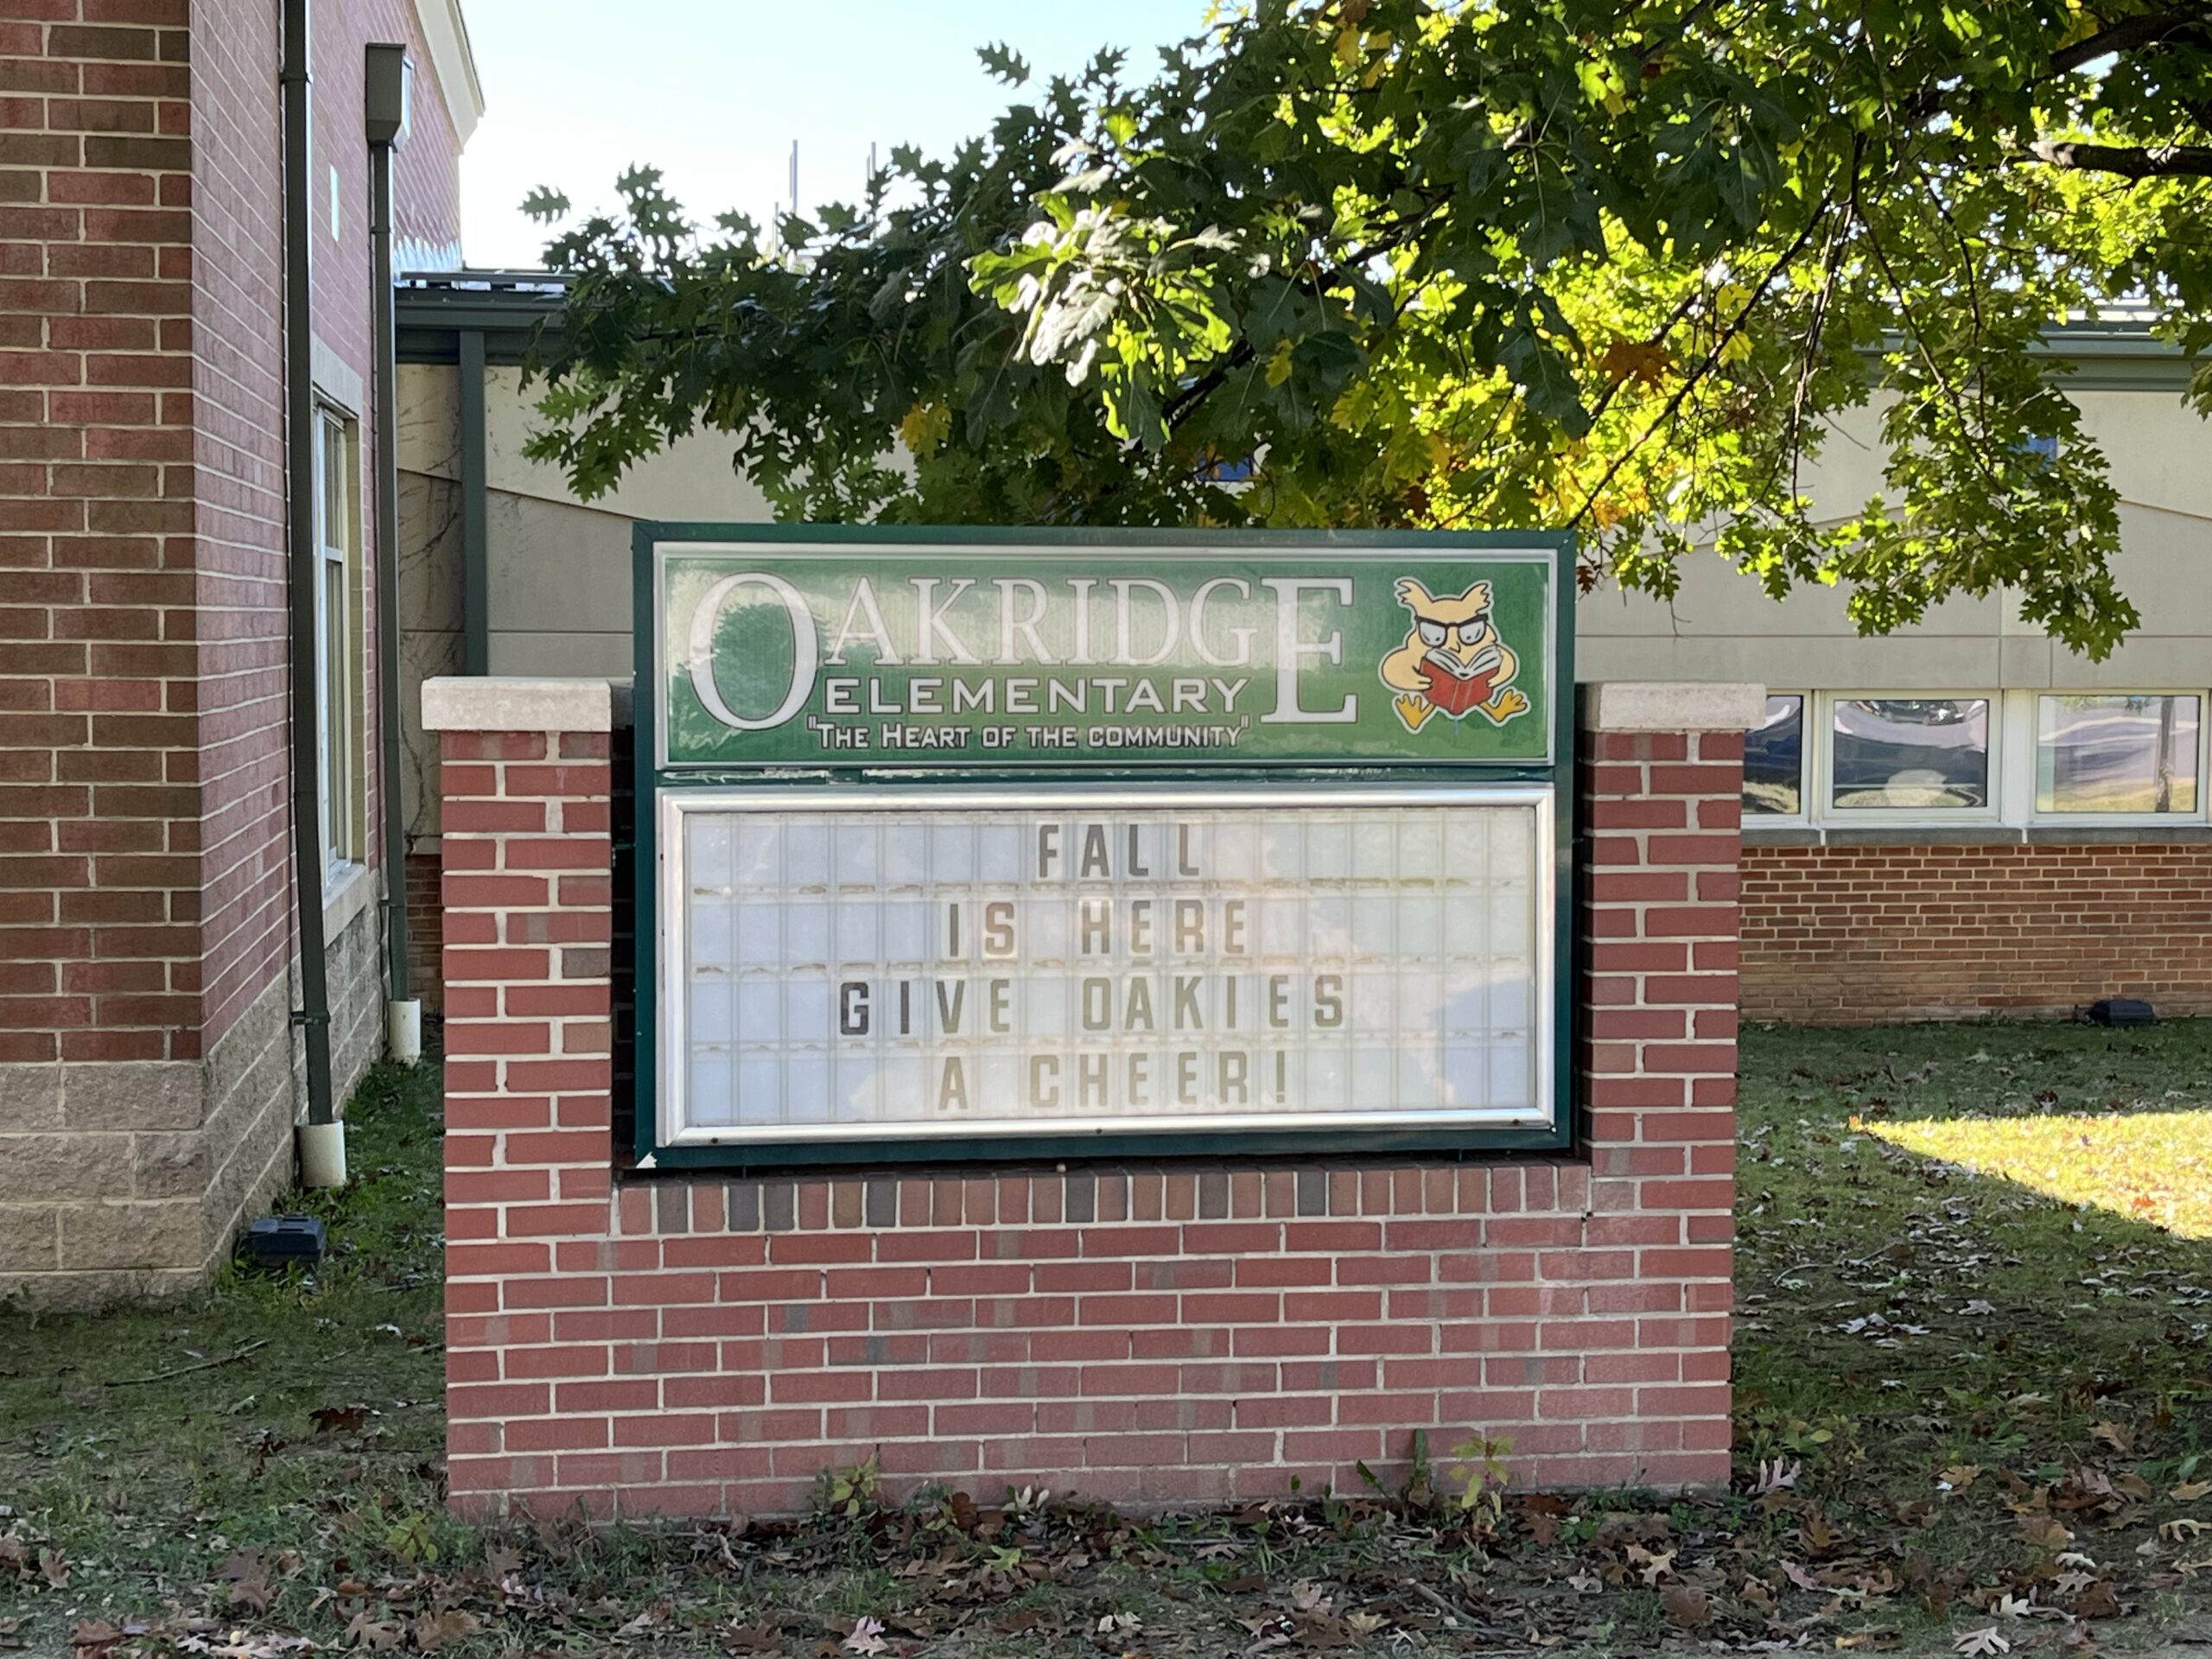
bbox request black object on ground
[237,1214,328,1268]
[2085,997,2157,1028]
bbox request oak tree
[522,0,2212,657]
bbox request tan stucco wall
[394,364,2212,836]
[1581,388,2212,691]
[397,363,778,836]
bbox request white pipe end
[299,1119,348,1189]
[387,998,423,1065]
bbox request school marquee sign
[634,526,1574,1169]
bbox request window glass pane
[1744,695,1803,816]
[322,558,347,864]
[1830,697,1989,810]
[319,415,347,552]
[2037,695,2200,815]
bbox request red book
[1420,647,1500,717]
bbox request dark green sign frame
[631,524,1577,1173]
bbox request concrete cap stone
[423,677,636,734]
[1586,681,1766,734]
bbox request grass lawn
[1,1023,2208,1658]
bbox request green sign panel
[648,532,1561,769]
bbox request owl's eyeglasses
[1416,614,1490,648]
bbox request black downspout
[282,0,335,1128]
[459,327,489,676]
[368,130,408,1001]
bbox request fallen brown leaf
[228,1577,272,1614]
[412,1610,480,1653]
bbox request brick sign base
[425,680,1749,1519]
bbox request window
[1744,694,1804,817]
[1829,696,1990,811]
[314,409,360,876]
[1743,691,2212,830]
[2037,694,2201,816]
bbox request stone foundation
[0,901,386,1309]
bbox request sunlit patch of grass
[1866,1106,2212,1239]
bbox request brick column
[422,678,620,1513]
[426,676,1756,1519]
[1577,682,1762,1484]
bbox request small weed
[1446,1433,1514,1530]
[814,1453,884,1525]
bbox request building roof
[397,269,567,362]
[412,0,485,149]
[392,270,2197,392]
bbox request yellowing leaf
[898,400,952,460]
[1599,338,1672,386]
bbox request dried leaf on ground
[411,1610,478,1651]
[1660,1585,1713,1628]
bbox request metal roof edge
[391,271,2202,390]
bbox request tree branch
[2048,7,2212,75]
[2025,137,2212,175]
[1567,190,1835,531]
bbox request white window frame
[1743,688,2212,832]
[1742,690,1810,826]
[1815,690,2002,826]
[2013,688,2211,827]
[313,406,363,884]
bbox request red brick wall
[1741,839,2212,1023]
[0,0,462,1066]
[0,0,202,1064]
[404,846,441,1013]
[435,700,1743,1518]
[191,0,464,1052]
[189,0,289,1049]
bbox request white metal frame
[1742,690,1810,826]
[656,783,1558,1147]
[1814,690,2002,825]
[1745,687,2212,831]
[312,407,359,880]
[2013,687,2210,826]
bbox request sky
[455,0,1212,270]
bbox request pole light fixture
[364,41,410,149]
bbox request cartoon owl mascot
[1379,578,1528,733]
